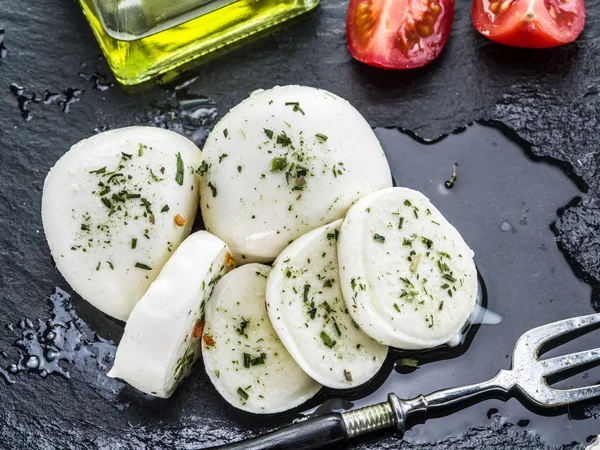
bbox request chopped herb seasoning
[270,157,288,172]
[442,274,456,282]
[285,101,305,115]
[402,238,413,246]
[315,133,328,142]
[323,279,334,288]
[333,321,342,337]
[138,143,144,156]
[373,233,385,243]
[404,199,412,207]
[237,387,249,401]
[432,220,440,225]
[161,205,170,213]
[219,153,228,163]
[276,131,292,147]
[208,182,217,197]
[414,209,419,219]
[89,167,107,174]
[243,352,267,368]
[410,254,421,273]
[131,238,137,249]
[237,166,242,173]
[344,370,353,381]
[195,161,209,176]
[303,284,311,302]
[398,358,419,368]
[101,197,112,209]
[95,262,101,271]
[236,318,250,336]
[106,261,114,270]
[126,193,141,199]
[223,128,229,138]
[175,152,185,185]
[439,251,451,259]
[135,263,153,270]
[393,303,401,313]
[421,237,433,249]
[320,331,336,348]
[264,128,274,139]
[439,301,444,310]
[81,224,90,231]
[398,217,404,229]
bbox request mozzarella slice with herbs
[199,85,392,263]
[42,126,202,321]
[108,231,233,398]
[338,187,478,350]
[266,220,388,389]
[202,264,321,413]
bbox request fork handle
[210,397,400,450]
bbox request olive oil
[78,0,319,86]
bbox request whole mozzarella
[108,231,234,398]
[199,85,392,263]
[42,127,202,321]
[266,220,388,389]
[202,264,321,413]
[338,187,478,350]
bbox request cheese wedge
[202,264,321,413]
[338,187,478,349]
[267,220,388,389]
[42,126,202,321]
[108,231,233,397]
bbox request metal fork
[212,313,600,450]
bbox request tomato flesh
[472,0,585,48]
[346,0,455,69]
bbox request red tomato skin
[346,0,455,70]
[471,0,585,48]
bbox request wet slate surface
[2,0,600,448]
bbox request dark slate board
[1,0,600,448]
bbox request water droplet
[499,221,516,233]
[487,408,499,419]
[25,356,39,369]
[0,28,6,59]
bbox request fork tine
[540,348,600,377]
[546,384,600,406]
[522,313,600,350]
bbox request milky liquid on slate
[3,110,598,446]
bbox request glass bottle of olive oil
[79,0,319,86]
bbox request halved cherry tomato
[346,0,455,69]
[472,0,585,48]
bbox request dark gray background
[2,0,600,448]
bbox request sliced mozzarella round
[42,126,202,321]
[108,231,233,398]
[266,220,388,389]
[199,85,392,263]
[202,264,321,413]
[338,187,478,350]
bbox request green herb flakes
[131,238,137,249]
[373,233,385,243]
[208,182,217,197]
[237,387,249,401]
[195,161,209,176]
[175,152,185,185]
[135,263,153,270]
[320,331,336,348]
[270,157,288,172]
[264,128,274,139]
[223,128,229,138]
[315,133,328,142]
